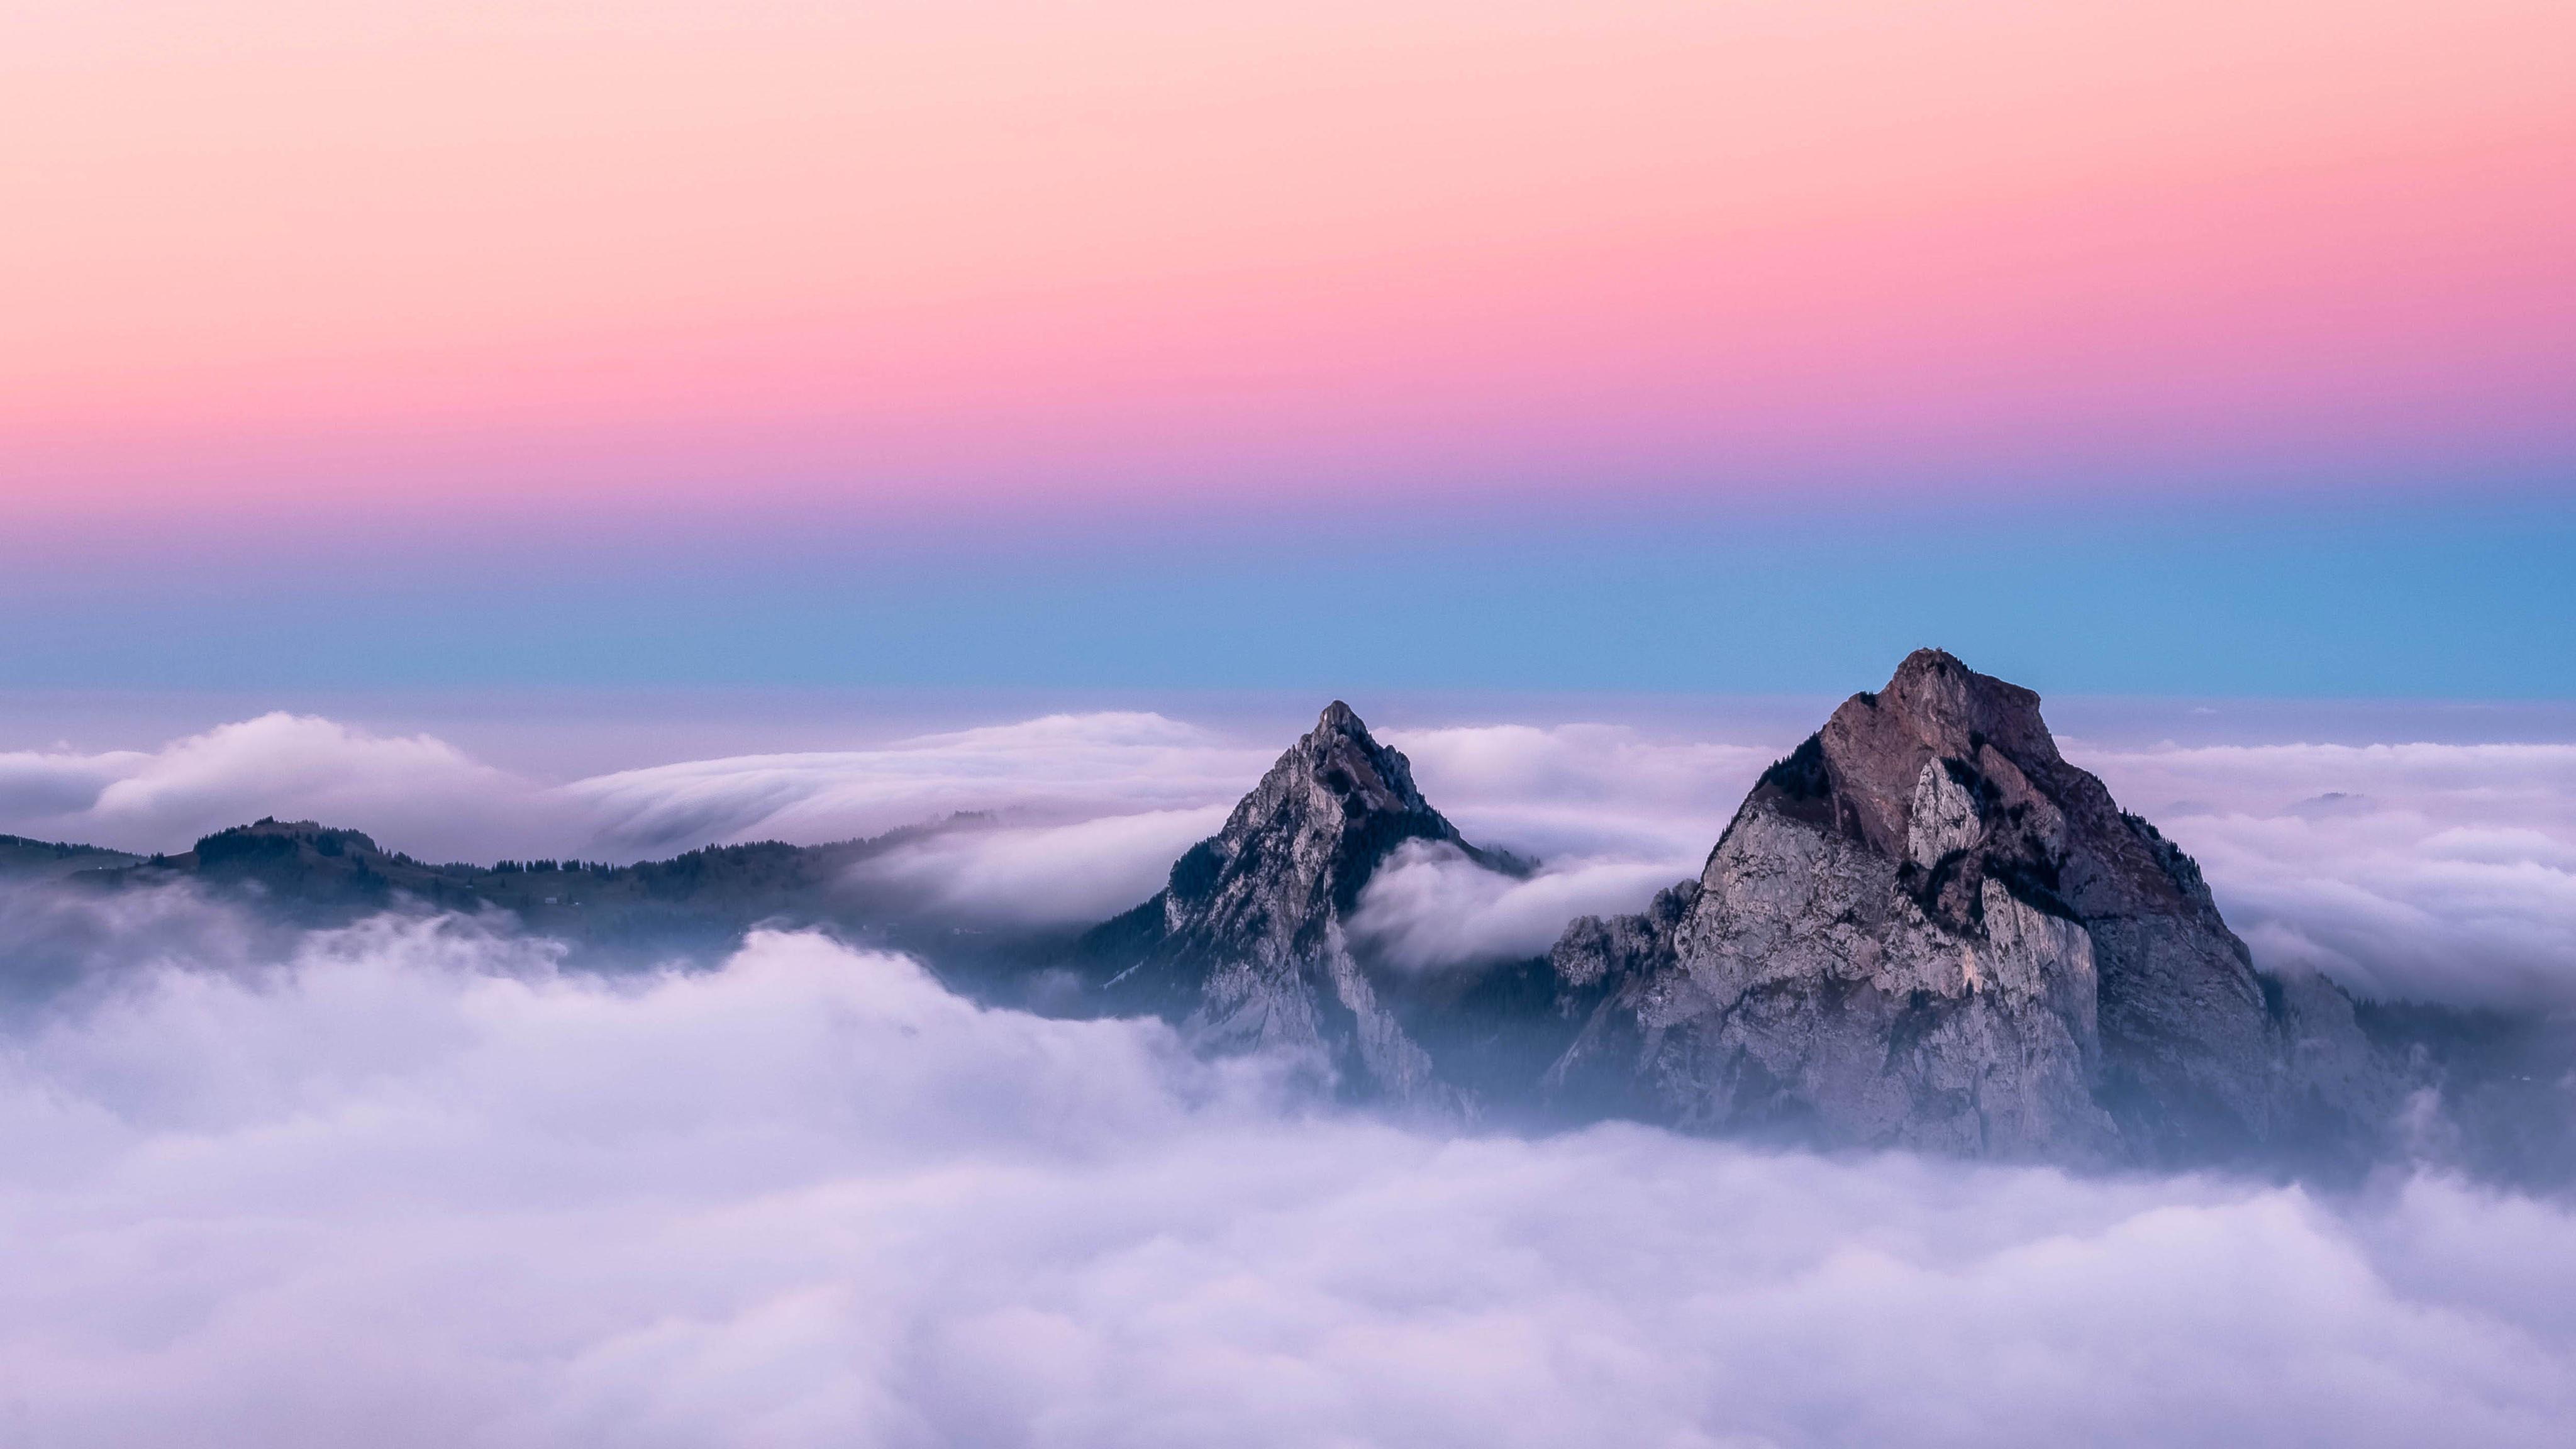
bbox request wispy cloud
[0,713,551,862]
[850,806,1232,926]
[2083,741,2576,1007]
[1348,841,1682,972]
[563,712,1268,851]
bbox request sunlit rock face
[1548,649,2390,1167]
[1084,702,1519,1104]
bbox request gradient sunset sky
[4,1,2570,696]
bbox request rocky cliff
[1084,701,1523,1103]
[1545,650,2392,1166]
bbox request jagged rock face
[1087,702,1502,1102]
[1549,649,2387,1165]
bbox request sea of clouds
[5,704,2574,1005]
[4,902,2575,1447]
[5,703,2576,1443]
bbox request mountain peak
[1865,648,2057,760]
[1549,648,2382,1166]
[1194,702,1452,923]
[1084,699,1511,1101]
[1752,648,2065,860]
[1227,699,1433,832]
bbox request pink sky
[4,0,2572,526]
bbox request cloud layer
[6,709,2576,1004]
[0,713,551,864]
[4,916,2575,1446]
[1348,840,1685,972]
[563,713,1270,852]
[2082,741,2576,1008]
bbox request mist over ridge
[6,652,2576,1444]
[7,683,2574,1011]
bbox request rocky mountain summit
[1543,649,2391,1166]
[1083,657,2403,1167]
[11,655,2448,1173]
[1085,701,1524,1102]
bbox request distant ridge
[24,815,991,969]
[0,834,142,880]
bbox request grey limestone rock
[1545,649,2396,1166]
[1092,653,2400,1167]
[1084,701,1519,1104]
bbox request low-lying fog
[4,697,2575,1444]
